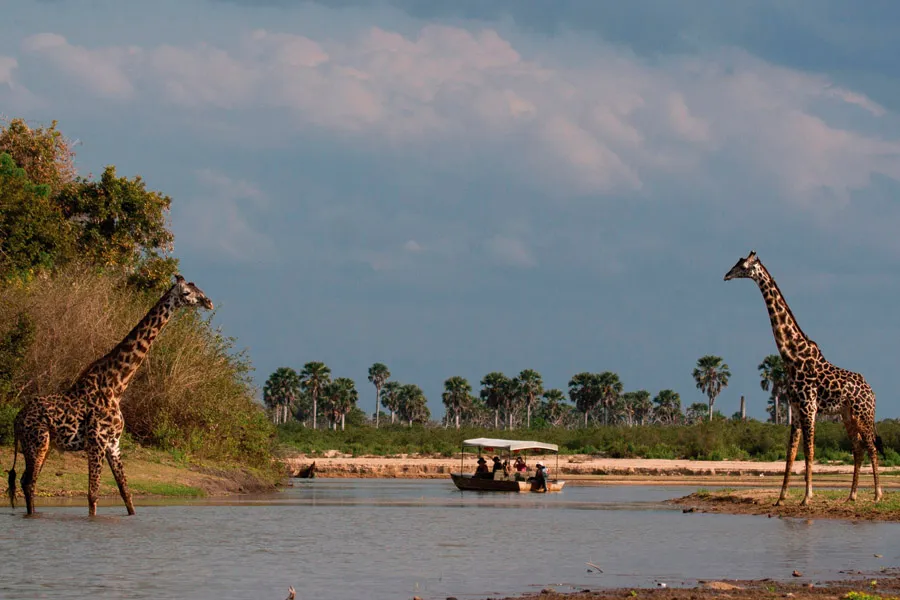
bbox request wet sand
[491,576,900,600]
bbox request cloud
[21,33,138,98]
[12,23,900,207]
[486,235,535,268]
[176,169,274,262]
[0,56,17,86]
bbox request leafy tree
[300,361,331,430]
[759,354,789,424]
[653,389,682,425]
[442,376,472,430]
[0,152,71,279]
[692,355,731,421]
[538,388,568,428]
[367,362,391,428]
[597,371,623,426]
[620,390,652,426]
[398,383,429,426]
[568,372,600,427]
[515,369,543,429]
[323,377,358,430]
[381,380,402,424]
[0,118,76,196]
[480,372,512,429]
[262,367,301,425]
[685,402,710,424]
[57,165,177,292]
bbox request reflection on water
[1,479,897,600]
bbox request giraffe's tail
[6,429,17,509]
[875,433,886,460]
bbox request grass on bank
[276,419,900,465]
[0,442,283,499]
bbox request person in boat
[529,462,548,492]
[474,457,490,478]
[514,456,527,480]
[491,456,504,479]
[502,459,512,478]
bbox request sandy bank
[491,576,900,600]
[669,487,900,521]
[282,454,896,482]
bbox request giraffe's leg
[776,416,801,506]
[86,445,104,517]
[22,432,50,516]
[105,441,135,516]
[800,415,816,506]
[863,429,883,503]
[843,409,862,502]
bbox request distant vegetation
[0,118,275,470]
[277,419,900,466]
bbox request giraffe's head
[724,250,763,282]
[172,274,214,310]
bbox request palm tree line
[263,354,792,430]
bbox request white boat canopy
[462,438,559,453]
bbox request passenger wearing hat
[474,457,490,478]
[491,456,504,477]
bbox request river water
[2,479,897,600]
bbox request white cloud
[21,33,138,98]
[178,169,274,262]
[13,25,900,205]
[403,240,423,252]
[486,235,535,268]
[0,56,17,86]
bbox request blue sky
[4,0,900,420]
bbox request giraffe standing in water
[724,251,882,506]
[6,275,213,516]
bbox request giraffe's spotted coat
[725,251,882,506]
[8,275,213,516]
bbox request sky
[3,0,900,421]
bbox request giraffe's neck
[754,264,820,365]
[79,285,179,399]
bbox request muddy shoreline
[487,575,900,600]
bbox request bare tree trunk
[527,403,531,429]
[341,413,345,431]
[455,412,460,430]
[494,409,499,429]
[708,396,714,421]
[740,395,746,421]
[375,387,380,429]
[774,393,780,424]
[313,391,318,430]
[787,402,792,426]
[584,411,588,427]
[391,410,395,424]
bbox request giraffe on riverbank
[724,251,882,506]
[6,275,213,516]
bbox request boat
[450,437,566,493]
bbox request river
[2,479,897,599]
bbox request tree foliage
[263,367,301,425]
[692,355,731,421]
[367,362,390,428]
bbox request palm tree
[692,355,731,421]
[515,369,543,429]
[398,383,430,426]
[685,402,709,424]
[325,377,358,431]
[442,376,472,430]
[568,372,599,427]
[758,354,789,425]
[597,371,623,426]
[539,388,568,428]
[300,361,331,430]
[480,372,512,429]
[262,367,301,424]
[653,389,682,425]
[367,363,391,429]
[620,390,652,426]
[381,380,402,424]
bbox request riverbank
[1,445,282,499]
[669,487,900,521]
[491,576,900,600]
[281,454,900,486]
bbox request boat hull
[450,473,565,493]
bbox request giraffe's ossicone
[725,251,883,506]
[6,274,213,516]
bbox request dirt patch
[489,577,900,600]
[669,488,900,521]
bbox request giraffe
[6,275,213,516]
[724,251,882,506]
